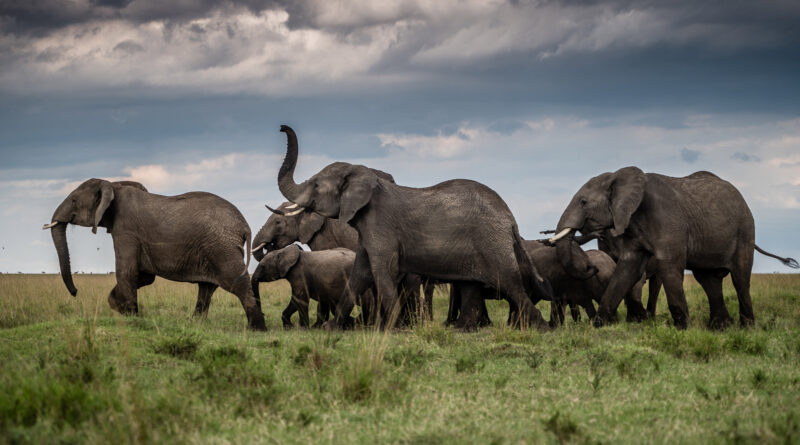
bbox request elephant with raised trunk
[251,201,437,323]
[549,167,798,329]
[274,125,553,330]
[44,179,266,330]
[251,245,365,329]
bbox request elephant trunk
[251,229,270,262]
[51,223,78,296]
[555,232,598,280]
[277,125,311,206]
[556,195,586,234]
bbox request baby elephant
[251,245,364,328]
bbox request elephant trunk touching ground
[50,222,77,296]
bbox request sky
[1,0,799,274]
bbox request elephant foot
[708,315,733,331]
[324,317,355,331]
[625,304,649,323]
[312,320,326,329]
[739,316,755,328]
[593,307,616,328]
[454,318,478,332]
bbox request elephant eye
[580,198,587,207]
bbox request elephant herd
[44,125,798,332]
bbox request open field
[1,274,799,444]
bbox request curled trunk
[51,223,78,296]
[277,125,304,204]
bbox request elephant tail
[755,244,799,269]
[512,224,555,303]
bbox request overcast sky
[1,0,799,274]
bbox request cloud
[2,1,799,95]
[680,147,700,163]
[732,152,761,162]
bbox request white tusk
[548,228,572,243]
[42,222,58,230]
[285,203,299,209]
[250,243,266,253]
[283,207,305,216]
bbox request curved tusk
[283,207,305,216]
[42,222,58,230]
[285,203,299,209]
[547,228,572,243]
[251,243,266,253]
[265,204,284,216]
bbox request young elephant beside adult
[251,245,361,328]
[250,201,436,324]
[274,125,553,330]
[446,239,625,327]
[549,167,797,329]
[43,179,266,330]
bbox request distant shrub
[543,411,581,444]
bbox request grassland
[1,273,799,444]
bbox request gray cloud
[681,147,700,163]
[732,152,761,162]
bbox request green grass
[1,273,799,444]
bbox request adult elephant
[43,179,266,330]
[549,167,797,329]
[250,201,437,323]
[274,125,552,330]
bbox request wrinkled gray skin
[251,202,436,323]
[554,167,796,329]
[251,245,361,328]
[46,179,266,330]
[276,125,552,330]
[447,240,625,327]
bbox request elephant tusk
[548,228,572,243]
[251,243,266,254]
[285,203,299,209]
[283,207,305,216]
[42,222,58,230]
[265,204,285,216]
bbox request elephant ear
[277,245,302,277]
[93,180,114,234]
[298,211,326,244]
[339,166,378,224]
[609,166,645,237]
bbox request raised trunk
[555,234,598,280]
[277,125,306,204]
[51,223,78,296]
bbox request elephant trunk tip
[784,257,799,269]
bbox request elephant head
[43,179,147,297]
[548,166,645,278]
[276,125,394,224]
[254,244,302,283]
[251,202,326,262]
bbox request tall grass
[1,273,799,443]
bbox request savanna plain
[1,274,799,444]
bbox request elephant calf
[251,245,364,328]
[44,179,266,330]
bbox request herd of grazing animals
[44,125,798,332]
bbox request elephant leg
[294,293,311,328]
[357,289,378,326]
[423,280,435,321]
[222,273,267,331]
[499,280,547,331]
[569,302,582,322]
[453,282,484,332]
[372,268,401,330]
[730,246,755,327]
[596,253,648,327]
[194,282,218,318]
[549,300,565,327]
[398,274,421,327]
[478,296,493,327]
[109,263,141,315]
[623,274,648,322]
[313,301,331,328]
[659,267,690,330]
[693,269,732,330]
[334,246,373,329]
[583,301,597,321]
[646,275,662,318]
[282,300,298,329]
[445,285,461,326]
[505,296,517,326]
